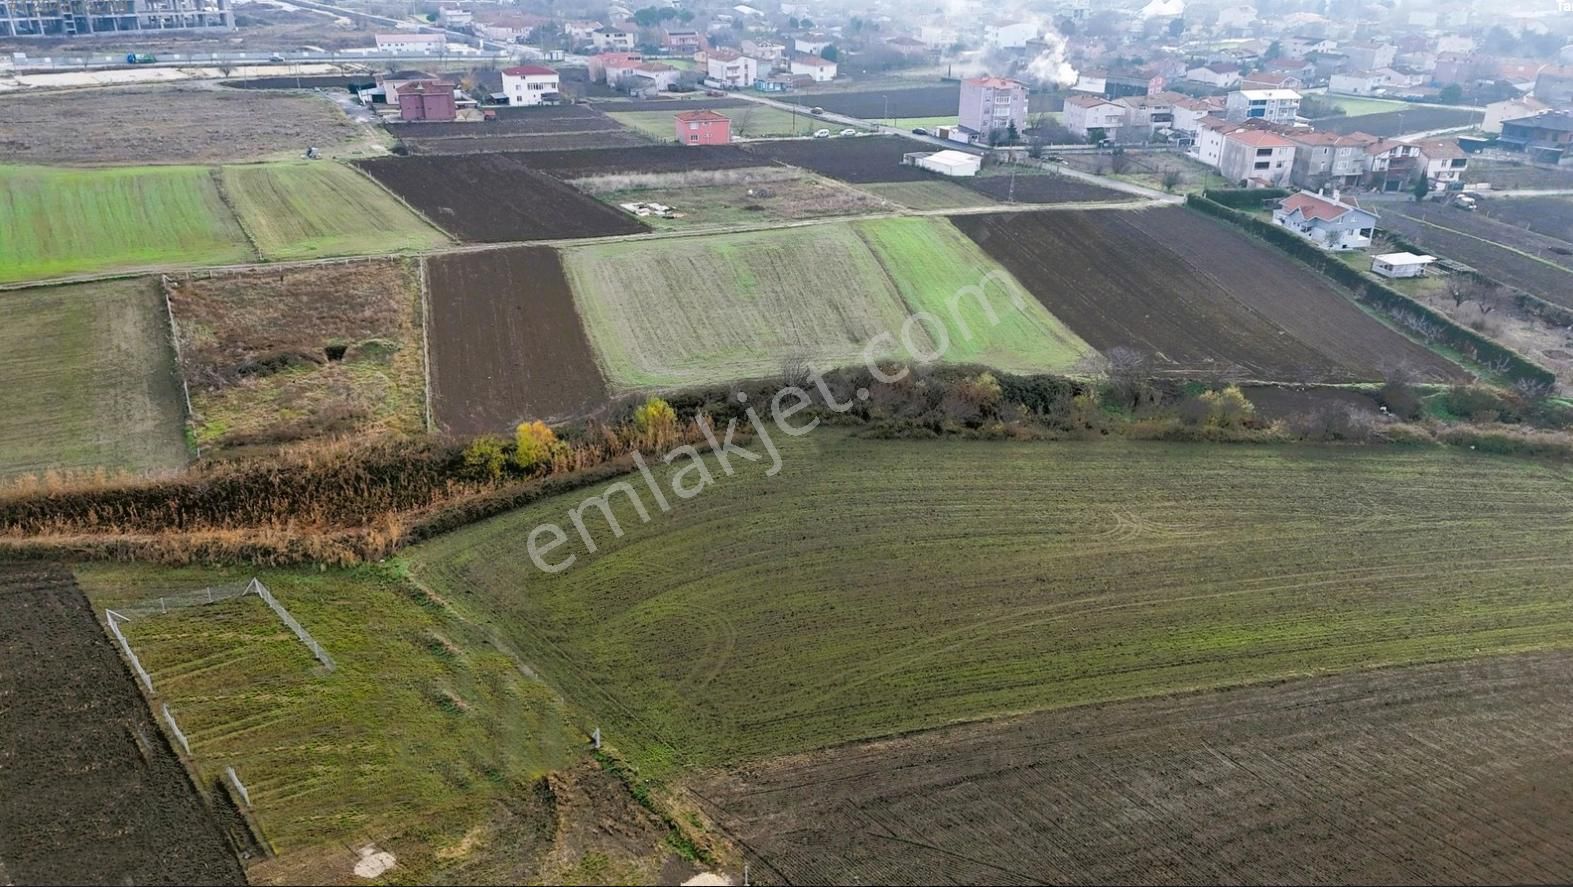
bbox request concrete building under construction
[1,0,233,37]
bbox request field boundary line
[418,256,436,434]
[249,579,336,671]
[158,274,199,459]
[207,166,264,263]
[347,160,460,244]
[1396,211,1573,275]
[104,609,155,693]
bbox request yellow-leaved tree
[632,396,679,447]
[514,420,560,470]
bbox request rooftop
[1228,129,1295,148]
[1504,110,1573,133]
[1236,88,1302,100]
[675,109,730,122]
[1279,190,1369,222]
[503,65,557,77]
[964,75,1025,89]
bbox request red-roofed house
[707,49,758,89]
[1272,190,1378,250]
[1220,126,1297,187]
[1415,138,1468,190]
[1064,94,1126,140]
[1187,62,1242,88]
[501,65,560,106]
[397,80,457,122]
[1285,130,1378,189]
[675,109,731,145]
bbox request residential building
[1284,35,1336,58]
[629,62,681,94]
[755,74,793,92]
[1484,97,1552,134]
[1225,89,1300,124]
[0,0,231,36]
[501,65,560,106]
[886,36,929,57]
[741,39,784,61]
[1187,63,1241,88]
[396,80,457,122]
[589,52,641,82]
[1215,4,1256,30]
[675,109,731,145]
[959,75,1028,137]
[1220,128,1296,187]
[602,55,645,88]
[1364,138,1424,191]
[436,5,472,26]
[473,12,545,43]
[375,33,446,53]
[1499,111,1573,163]
[1330,71,1385,96]
[1415,139,1469,190]
[564,20,603,43]
[918,25,955,47]
[1371,252,1437,278]
[983,21,1039,49]
[1064,95,1126,141]
[665,29,703,52]
[1534,67,1573,107]
[1169,96,1223,134]
[1435,35,1474,55]
[790,54,836,82]
[1285,130,1377,189]
[1240,72,1304,91]
[1115,92,1178,138]
[707,50,758,89]
[592,27,635,51]
[1272,190,1377,250]
[1342,42,1396,71]
[792,35,833,55]
[371,70,437,105]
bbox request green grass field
[406,432,1573,778]
[608,106,846,140]
[561,218,1086,390]
[220,162,449,260]
[855,218,1090,372]
[0,279,188,478]
[858,180,997,210]
[1326,95,1409,117]
[562,223,916,389]
[77,563,576,877]
[0,164,255,283]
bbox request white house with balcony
[501,65,560,106]
[1272,190,1378,250]
[1064,95,1126,141]
[707,49,758,88]
[790,53,837,82]
[1225,88,1301,124]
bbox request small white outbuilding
[1371,252,1437,279]
[912,149,982,177]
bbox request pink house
[397,80,457,122]
[675,109,731,145]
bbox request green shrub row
[1201,187,1290,208]
[1187,195,1557,388]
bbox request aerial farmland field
[607,106,832,140]
[856,218,1090,372]
[1479,196,1573,244]
[563,223,915,390]
[953,207,1465,381]
[957,168,1130,203]
[0,278,188,478]
[73,563,580,884]
[741,135,941,183]
[583,168,896,229]
[426,247,611,433]
[859,179,998,209]
[512,144,768,177]
[219,162,449,259]
[405,431,1573,778]
[561,218,1086,390]
[165,259,428,449]
[355,154,649,242]
[781,84,961,119]
[1312,105,1483,137]
[697,649,1573,884]
[1382,204,1573,309]
[0,164,255,283]
[0,85,369,165]
[0,564,244,885]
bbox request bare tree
[1109,148,1130,175]
[1514,378,1555,400]
[1161,169,1182,192]
[781,353,813,389]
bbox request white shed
[913,150,982,177]
[1371,252,1437,279]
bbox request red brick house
[397,80,457,122]
[674,109,731,145]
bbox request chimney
[1332,187,1341,203]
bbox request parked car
[912,127,930,136]
[810,106,824,115]
[813,128,831,138]
[1451,194,1478,211]
[839,128,857,137]
[268,53,286,63]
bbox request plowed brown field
[692,650,1573,885]
[356,154,648,242]
[953,207,1465,381]
[425,247,609,433]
